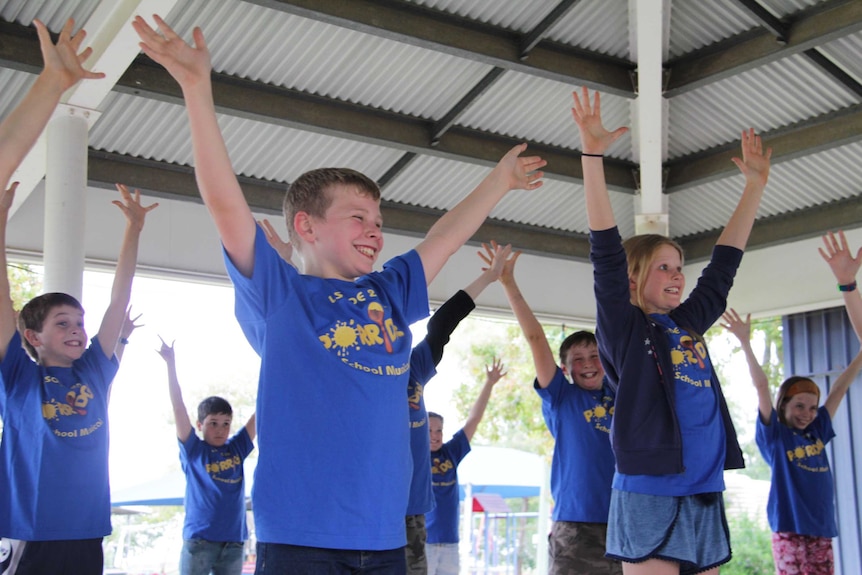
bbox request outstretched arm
[0,18,105,189]
[0,184,19,358]
[423,243,509,366]
[721,309,772,423]
[715,129,771,249]
[133,15,257,276]
[414,144,545,286]
[570,88,629,232]
[490,243,557,387]
[462,357,505,441]
[824,349,862,419]
[95,184,158,358]
[157,337,193,442]
[819,230,862,342]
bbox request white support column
[630,0,671,236]
[535,458,551,574]
[43,108,89,299]
[9,0,180,217]
[460,483,473,571]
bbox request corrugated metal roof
[165,0,493,121]
[91,92,405,183]
[0,0,100,30]
[670,141,862,237]
[406,0,559,34]
[669,0,757,58]
[456,71,632,159]
[819,32,862,86]
[545,0,631,60]
[0,68,35,119]
[668,53,858,157]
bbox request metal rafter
[733,0,862,101]
[86,150,594,260]
[665,0,862,97]
[665,104,862,193]
[243,0,635,98]
[0,20,637,191]
[519,0,582,58]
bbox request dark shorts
[404,515,427,575]
[1,538,103,575]
[255,542,406,575]
[548,521,622,575]
[606,490,731,575]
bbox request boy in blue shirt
[426,358,505,575]
[157,339,256,575]
[493,243,620,575]
[133,14,544,574]
[0,18,156,575]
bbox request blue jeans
[255,542,406,574]
[180,539,244,575]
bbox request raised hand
[259,218,295,266]
[132,15,211,89]
[36,18,105,92]
[731,128,771,188]
[496,143,546,192]
[121,307,143,340]
[819,230,862,285]
[570,87,628,155]
[477,240,511,282]
[485,357,507,386]
[112,183,158,231]
[156,335,176,364]
[720,308,752,345]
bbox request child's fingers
[152,14,180,39]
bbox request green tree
[7,262,41,310]
[722,514,774,574]
[449,315,584,460]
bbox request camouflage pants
[548,521,622,575]
[405,514,428,575]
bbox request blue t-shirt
[407,340,436,516]
[536,368,615,523]
[426,429,471,544]
[180,426,255,542]
[614,314,725,496]
[0,332,118,540]
[756,406,836,537]
[225,226,428,550]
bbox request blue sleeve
[375,249,429,327]
[80,336,120,394]
[755,408,779,467]
[223,225,298,353]
[230,427,256,460]
[810,406,836,444]
[534,367,566,408]
[1,331,28,394]
[448,429,472,466]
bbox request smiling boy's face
[563,342,604,390]
[299,185,384,281]
[429,416,444,452]
[27,304,87,367]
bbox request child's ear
[196,420,203,432]
[22,328,41,349]
[294,211,315,244]
[628,274,637,292]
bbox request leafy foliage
[723,513,775,575]
[7,262,41,310]
[449,316,582,460]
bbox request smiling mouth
[356,246,376,258]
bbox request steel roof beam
[665,0,862,97]
[679,193,862,262]
[87,150,593,260]
[732,0,789,41]
[243,0,635,98]
[519,0,582,58]
[0,20,637,192]
[664,104,862,192]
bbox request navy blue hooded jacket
[591,227,745,476]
